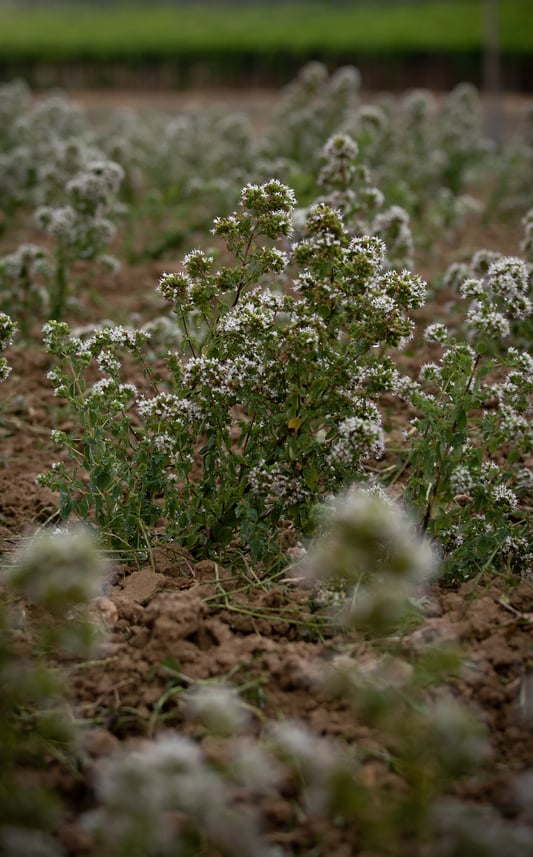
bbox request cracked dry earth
[0,194,532,853]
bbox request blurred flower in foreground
[305,486,438,634]
[7,525,109,655]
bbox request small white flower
[466,307,510,339]
[7,526,106,613]
[491,485,518,511]
[424,322,449,345]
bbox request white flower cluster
[182,248,214,278]
[292,215,424,351]
[248,460,310,506]
[34,205,76,242]
[447,250,532,344]
[466,306,510,339]
[137,391,202,426]
[451,460,523,512]
[152,433,177,454]
[282,321,323,360]
[450,465,475,495]
[374,266,426,312]
[85,324,150,354]
[0,242,51,282]
[313,132,414,270]
[0,312,16,381]
[32,156,124,277]
[486,256,531,318]
[521,207,533,261]
[459,276,485,299]
[240,178,297,216]
[306,487,437,632]
[491,484,518,511]
[212,179,296,247]
[0,84,95,212]
[86,733,279,857]
[424,322,450,345]
[438,83,488,160]
[346,234,387,274]
[372,205,414,269]
[266,61,360,172]
[86,378,137,410]
[46,367,70,397]
[0,312,16,349]
[363,358,401,395]
[42,320,90,360]
[318,132,360,190]
[0,79,30,135]
[0,243,52,321]
[95,349,120,375]
[156,270,195,311]
[217,290,291,340]
[419,361,444,385]
[507,347,533,378]
[180,354,241,411]
[367,291,395,320]
[516,467,533,493]
[7,526,106,615]
[326,405,384,471]
[66,159,124,211]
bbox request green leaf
[455,408,467,431]
[303,465,319,491]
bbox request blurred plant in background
[0,526,108,855]
[0,312,16,383]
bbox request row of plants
[0,66,530,577]
[1,65,531,322]
[35,174,532,584]
[0,66,531,855]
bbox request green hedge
[0,0,530,61]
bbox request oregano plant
[40,179,426,560]
[396,255,533,579]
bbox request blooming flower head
[7,526,107,614]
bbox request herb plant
[38,322,156,556]
[0,245,52,336]
[0,527,107,852]
[0,313,16,383]
[40,178,426,560]
[397,255,533,579]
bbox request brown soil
[2,245,531,855]
[1,92,532,857]
[37,88,533,138]
[66,88,281,133]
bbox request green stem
[181,313,197,358]
[421,353,481,534]
[232,229,257,308]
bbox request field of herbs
[0,63,532,856]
